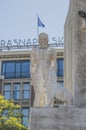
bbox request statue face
[38,33,48,49]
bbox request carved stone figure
[30,33,73,107]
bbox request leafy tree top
[0,95,28,130]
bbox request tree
[0,95,27,130]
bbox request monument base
[29,107,86,130]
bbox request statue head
[38,33,48,49]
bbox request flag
[37,16,45,27]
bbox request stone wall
[64,0,86,107]
[29,107,86,130]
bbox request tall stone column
[64,0,86,107]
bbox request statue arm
[30,50,37,85]
[50,49,57,72]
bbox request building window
[22,108,30,127]
[6,63,15,78]
[13,83,20,100]
[15,62,21,78]
[21,62,30,78]
[22,83,31,100]
[57,58,64,77]
[2,60,30,79]
[57,81,64,87]
[3,84,11,100]
[14,108,20,115]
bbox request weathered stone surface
[29,107,86,130]
[64,0,86,107]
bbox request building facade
[0,48,64,127]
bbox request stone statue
[30,33,73,107]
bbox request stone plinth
[64,0,86,107]
[29,107,86,130]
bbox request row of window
[4,83,31,100]
[3,83,30,127]
[2,60,30,79]
[3,82,64,127]
[1,59,64,79]
[4,82,64,101]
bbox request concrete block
[29,107,86,130]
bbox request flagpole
[37,15,45,38]
[37,23,39,37]
[37,15,39,38]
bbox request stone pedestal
[29,107,86,130]
[64,0,86,107]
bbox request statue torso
[33,48,55,69]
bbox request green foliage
[0,95,27,130]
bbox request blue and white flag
[37,16,45,27]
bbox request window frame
[57,81,64,87]
[22,83,31,100]
[13,83,21,100]
[22,107,30,127]
[3,83,11,100]
[57,58,64,77]
[2,60,30,79]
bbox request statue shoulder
[48,48,57,55]
[30,48,39,55]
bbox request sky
[0,0,69,44]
